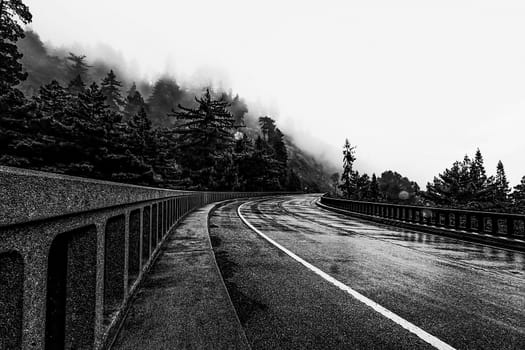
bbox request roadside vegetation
[0,0,320,191]
[332,139,525,213]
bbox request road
[208,194,525,350]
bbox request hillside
[14,30,333,191]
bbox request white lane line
[237,201,456,350]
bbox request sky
[24,0,525,187]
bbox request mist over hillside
[15,29,335,191]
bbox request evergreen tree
[511,176,525,209]
[494,160,510,202]
[339,139,356,198]
[379,170,419,202]
[67,75,86,95]
[468,148,493,203]
[34,80,70,117]
[66,53,90,81]
[101,70,124,112]
[356,173,371,200]
[148,78,184,128]
[170,89,236,189]
[230,94,248,127]
[425,159,471,205]
[370,173,379,200]
[123,82,147,120]
[0,0,32,95]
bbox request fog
[24,0,525,187]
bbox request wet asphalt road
[209,195,525,350]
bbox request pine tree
[379,170,419,202]
[511,176,525,210]
[67,75,86,95]
[426,149,492,207]
[34,80,70,117]
[123,82,147,120]
[0,0,32,95]
[356,173,371,200]
[494,160,510,202]
[101,70,124,113]
[259,116,276,142]
[170,89,236,189]
[66,53,90,81]
[339,139,356,198]
[147,78,184,128]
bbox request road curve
[209,194,525,350]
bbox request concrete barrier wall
[0,166,275,350]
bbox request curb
[206,200,252,350]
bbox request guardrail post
[466,214,472,231]
[507,218,514,236]
[491,216,499,235]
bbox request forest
[333,139,525,213]
[0,1,330,192]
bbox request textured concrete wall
[0,251,24,349]
[0,166,189,227]
[0,166,277,349]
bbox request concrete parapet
[0,166,274,349]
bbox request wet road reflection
[281,196,525,277]
[239,194,525,350]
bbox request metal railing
[320,196,525,238]
[0,166,283,350]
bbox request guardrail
[0,166,282,350]
[320,196,525,240]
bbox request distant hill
[284,137,334,192]
[16,30,334,192]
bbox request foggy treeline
[333,140,525,213]
[0,3,332,191]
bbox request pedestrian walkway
[111,203,250,350]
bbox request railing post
[478,214,484,233]
[466,214,472,231]
[491,216,499,235]
[507,217,514,236]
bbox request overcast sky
[25,0,525,187]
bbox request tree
[378,170,419,203]
[123,82,147,120]
[339,139,356,198]
[511,176,525,209]
[425,159,471,205]
[356,172,371,200]
[66,53,90,81]
[170,89,236,189]
[147,78,184,128]
[101,70,124,112]
[67,75,86,95]
[369,173,379,200]
[0,0,32,95]
[494,160,510,202]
